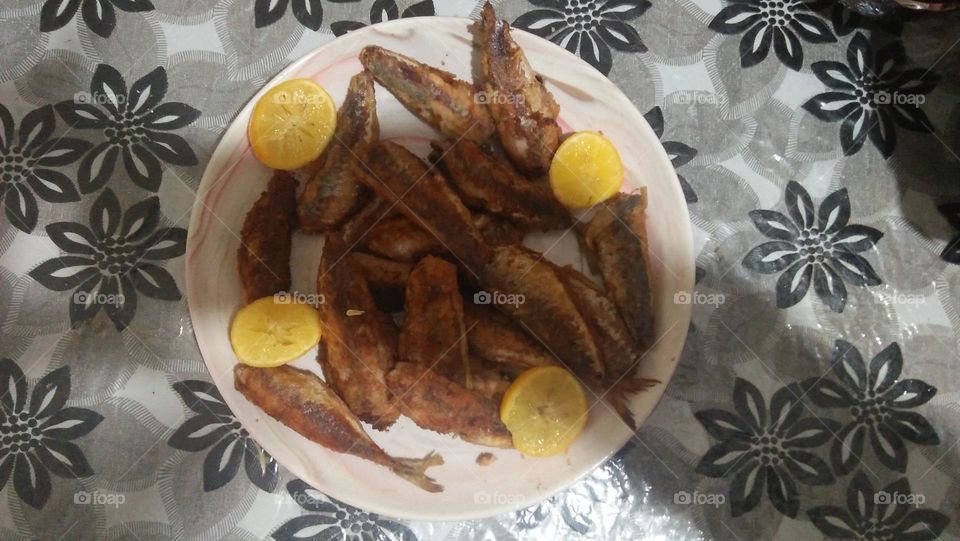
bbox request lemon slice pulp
[499,366,589,457]
[247,78,337,171]
[549,131,624,209]
[230,296,322,367]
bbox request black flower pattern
[808,471,948,540]
[938,203,960,264]
[254,0,323,31]
[0,359,103,509]
[273,479,417,541]
[40,0,154,38]
[54,64,200,193]
[330,0,434,36]
[28,188,186,331]
[742,181,883,312]
[695,378,838,518]
[168,380,278,492]
[645,106,698,204]
[806,340,939,475]
[0,104,88,233]
[708,0,835,71]
[514,0,650,76]
[803,32,938,158]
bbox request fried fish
[235,364,443,492]
[349,252,411,312]
[359,214,446,262]
[316,235,400,429]
[463,302,555,369]
[476,2,562,175]
[297,71,379,232]
[359,46,495,144]
[237,171,298,304]
[432,139,570,231]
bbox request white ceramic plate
[185,17,694,521]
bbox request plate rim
[185,16,695,521]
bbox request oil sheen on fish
[297,71,379,232]
[234,364,443,492]
[359,46,495,144]
[238,171,298,304]
[476,2,562,175]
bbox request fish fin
[607,377,659,430]
[390,450,445,493]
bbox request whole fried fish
[359,46,495,144]
[387,362,512,448]
[297,72,379,232]
[478,245,603,379]
[317,235,400,429]
[432,139,570,231]
[476,2,562,176]
[235,364,443,492]
[581,191,654,350]
[349,252,411,313]
[360,141,491,271]
[398,257,470,385]
[238,171,298,304]
[359,215,446,262]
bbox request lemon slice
[549,131,624,209]
[248,78,337,170]
[230,296,322,367]
[499,366,588,457]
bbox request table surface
[1,0,959,539]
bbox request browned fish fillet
[237,171,298,304]
[398,257,470,385]
[478,245,603,379]
[476,2,562,176]
[234,364,443,492]
[463,302,555,369]
[317,235,400,429]
[474,213,525,245]
[297,72,379,231]
[387,362,512,448]
[359,46,495,144]
[581,191,654,350]
[465,356,513,404]
[348,253,411,313]
[359,215,446,262]
[558,267,640,380]
[340,196,396,246]
[433,139,570,230]
[360,141,491,271]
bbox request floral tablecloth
[1,0,959,539]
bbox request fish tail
[389,451,445,493]
[607,377,659,430]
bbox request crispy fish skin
[476,2,562,176]
[234,364,443,492]
[478,245,603,379]
[297,72,379,232]
[317,236,400,429]
[238,171,298,304]
[387,362,513,448]
[360,141,491,271]
[463,302,555,369]
[359,46,495,143]
[348,252,411,313]
[432,140,570,230]
[340,196,396,246]
[473,213,525,245]
[398,257,470,385]
[359,215,446,262]
[558,267,640,380]
[582,191,654,350]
